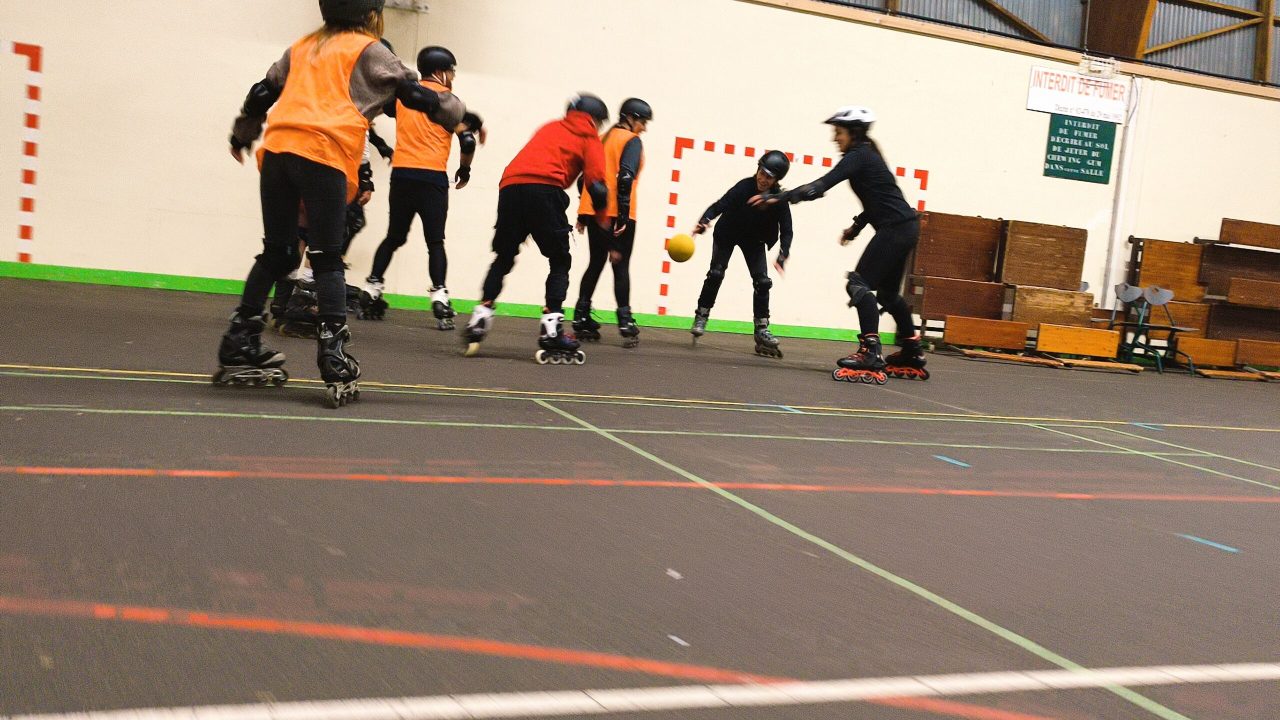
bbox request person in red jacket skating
[462,94,610,364]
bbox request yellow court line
[2,362,1277,433]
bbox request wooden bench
[942,316,1060,366]
[1035,324,1141,373]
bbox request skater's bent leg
[295,160,351,323]
[481,251,516,304]
[544,249,572,314]
[426,238,447,288]
[611,222,636,308]
[742,241,771,318]
[241,152,303,316]
[847,272,880,335]
[369,180,417,280]
[696,239,735,310]
[423,183,449,288]
[577,223,609,304]
[879,293,916,339]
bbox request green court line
[533,399,1194,720]
[0,261,879,342]
[1029,425,1280,493]
[1,402,1210,457]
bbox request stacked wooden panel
[1198,235,1280,341]
[910,212,1005,321]
[1134,239,1205,302]
[1220,218,1280,251]
[1010,286,1094,327]
[999,221,1088,291]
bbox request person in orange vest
[571,98,651,348]
[359,45,485,330]
[218,0,466,408]
[462,95,610,365]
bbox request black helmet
[758,150,790,181]
[568,93,609,124]
[319,0,385,25]
[619,98,653,122]
[417,46,457,76]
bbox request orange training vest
[578,126,643,219]
[263,32,375,202]
[392,79,453,172]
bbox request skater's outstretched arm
[368,126,393,163]
[750,152,861,206]
[453,112,484,189]
[696,178,753,233]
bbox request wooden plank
[958,348,1064,367]
[999,221,1088,291]
[1057,357,1143,373]
[1207,304,1280,342]
[912,212,1002,282]
[1198,244,1280,296]
[911,277,1006,321]
[1175,336,1238,368]
[1226,277,1280,309]
[1010,286,1094,327]
[1195,369,1268,381]
[1134,238,1205,302]
[1035,323,1121,358]
[1148,301,1208,340]
[1236,339,1280,368]
[1261,370,1280,381]
[1220,218,1280,251]
[942,315,1029,350]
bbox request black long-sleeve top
[788,143,916,229]
[700,177,794,254]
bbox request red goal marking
[660,136,929,315]
[8,41,43,263]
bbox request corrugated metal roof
[991,0,1083,47]
[899,0,1022,38]
[1149,2,1249,47]
[1147,26,1257,80]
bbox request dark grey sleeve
[230,48,291,147]
[783,153,859,204]
[615,136,643,218]
[701,180,750,224]
[352,43,464,127]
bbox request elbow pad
[462,112,483,132]
[587,180,609,209]
[241,80,281,117]
[458,131,477,155]
[396,78,440,113]
[789,182,825,203]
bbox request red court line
[0,594,1057,719]
[5,466,1279,504]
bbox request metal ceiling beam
[973,0,1051,43]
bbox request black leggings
[576,217,636,309]
[851,218,918,338]
[481,185,573,313]
[239,152,348,323]
[369,177,449,287]
[697,235,771,319]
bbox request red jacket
[500,111,606,191]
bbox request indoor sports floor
[1,278,1278,720]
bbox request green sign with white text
[1044,114,1116,184]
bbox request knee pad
[257,242,302,277]
[307,251,346,275]
[845,272,872,307]
[753,276,773,293]
[705,265,726,282]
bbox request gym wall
[2,0,1278,338]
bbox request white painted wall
[2,0,1278,330]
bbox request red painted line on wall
[671,169,681,182]
[703,140,716,152]
[672,136,694,160]
[915,169,930,191]
[11,43,43,263]
[724,143,736,154]
[668,192,679,205]
[744,146,757,157]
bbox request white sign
[1027,66,1131,124]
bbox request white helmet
[824,106,877,128]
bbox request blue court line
[1132,423,1165,431]
[779,405,804,414]
[933,455,972,468]
[1176,534,1240,554]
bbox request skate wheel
[211,369,227,385]
[535,350,549,365]
[325,386,342,408]
[465,342,481,358]
[574,351,586,365]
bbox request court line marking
[7,465,1280,504]
[1176,534,1241,554]
[3,362,1277,433]
[1030,425,1280,493]
[12,661,1278,720]
[533,400,1192,720]
[0,404,1211,457]
[933,455,972,468]
[1095,425,1280,477]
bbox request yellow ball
[667,233,695,263]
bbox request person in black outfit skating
[690,150,793,358]
[752,106,926,383]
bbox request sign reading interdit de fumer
[1027,66,1131,124]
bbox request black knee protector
[256,242,302,278]
[705,265,726,283]
[753,276,773,293]
[845,272,872,307]
[307,251,346,275]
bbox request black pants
[576,216,636,309]
[697,235,771,319]
[239,152,348,324]
[369,177,449,287]
[481,184,573,313]
[853,217,918,338]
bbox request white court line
[8,662,1279,720]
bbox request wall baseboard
[0,261,891,344]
